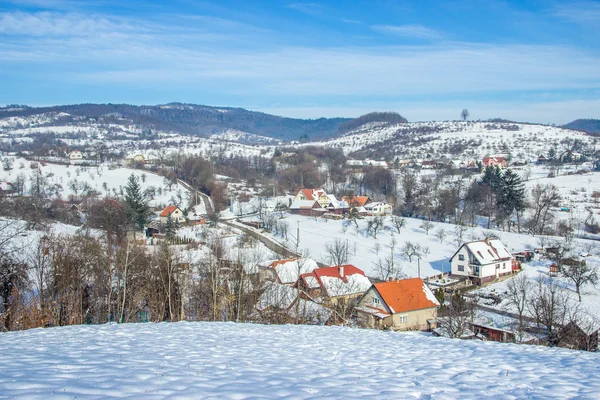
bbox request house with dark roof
[450,239,515,285]
[355,278,439,331]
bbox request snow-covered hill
[310,121,598,162]
[0,322,598,399]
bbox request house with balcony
[449,239,514,285]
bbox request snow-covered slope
[210,129,283,145]
[0,322,598,399]
[310,121,598,162]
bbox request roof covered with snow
[459,239,512,264]
[266,258,319,284]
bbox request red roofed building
[297,265,372,306]
[159,205,186,223]
[482,156,508,168]
[294,188,330,208]
[356,278,439,331]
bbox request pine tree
[124,174,150,235]
[165,214,176,241]
[501,169,527,232]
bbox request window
[503,262,506,269]
[474,266,480,275]
[399,315,408,324]
[372,297,380,305]
[458,265,465,272]
[496,264,500,269]
[458,254,465,261]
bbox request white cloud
[371,24,442,39]
[552,1,600,25]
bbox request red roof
[373,278,438,314]
[160,205,180,217]
[343,196,370,207]
[299,188,325,200]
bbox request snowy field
[0,159,191,209]
[1,322,599,399]
[257,213,547,279]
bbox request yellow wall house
[356,278,439,331]
[295,188,330,208]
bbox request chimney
[339,265,344,278]
[388,277,393,282]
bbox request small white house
[160,205,186,224]
[68,149,83,164]
[364,202,392,216]
[449,239,514,285]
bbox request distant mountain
[563,119,600,135]
[0,103,351,141]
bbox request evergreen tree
[500,169,527,232]
[165,214,176,241]
[124,174,150,234]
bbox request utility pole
[297,221,300,248]
[418,257,421,279]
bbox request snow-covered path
[1,322,599,399]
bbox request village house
[364,201,393,216]
[259,258,319,285]
[325,195,349,215]
[342,195,370,215]
[449,239,515,285]
[288,199,324,216]
[68,149,83,164]
[355,278,439,331]
[297,265,372,306]
[482,156,508,168]
[125,154,146,167]
[537,154,550,164]
[159,205,186,224]
[559,150,583,163]
[294,188,330,208]
[0,182,15,196]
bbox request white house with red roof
[294,188,330,208]
[297,264,371,305]
[356,278,439,331]
[450,239,515,285]
[159,205,186,223]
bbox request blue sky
[1,0,599,123]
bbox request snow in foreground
[1,323,599,399]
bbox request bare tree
[325,238,350,266]
[401,241,422,262]
[392,216,407,234]
[454,225,468,247]
[528,184,560,235]
[529,277,578,347]
[505,273,531,342]
[367,216,384,238]
[435,227,447,244]
[420,220,434,235]
[438,291,475,338]
[561,263,598,302]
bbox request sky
[1,0,599,124]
